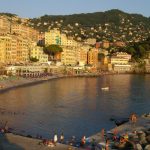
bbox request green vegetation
[98,53,105,61]
[29,9,150,42]
[30,57,39,62]
[0,13,17,17]
[110,38,150,61]
[43,44,63,60]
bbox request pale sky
[0,0,149,18]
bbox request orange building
[87,48,98,67]
[102,40,110,49]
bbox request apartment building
[87,48,98,67]
[30,45,48,63]
[0,35,30,64]
[12,24,38,41]
[0,16,10,32]
[45,28,61,45]
[61,46,77,65]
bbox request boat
[101,87,109,91]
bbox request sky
[0,0,150,18]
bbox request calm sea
[0,75,150,139]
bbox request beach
[0,133,82,150]
[0,75,66,93]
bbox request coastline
[0,114,149,150]
[0,75,67,93]
[0,132,81,150]
[0,75,150,149]
[0,73,150,93]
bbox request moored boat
[101,87,109,91]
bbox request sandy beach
[0,133,82,150]
[0,75,66,93]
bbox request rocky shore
[89,114,150,150]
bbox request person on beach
[101,128,105,140]
[130,113,137,127]
[113,128,118,141]
[91,138,96,150]
[60,133,64,143]
[53,133,58,145]
[80,135,86,147]
[105,139,109,150]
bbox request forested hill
[1,9,150,42]
[29,9,150,42]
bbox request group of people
[39,133,65,147]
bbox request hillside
[1,9,150,43]
[29,9,150,42]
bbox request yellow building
[45,28,61,46]
[0,36,12,64]
[116,52,131,60]
[0,16,10,32]
[61,46,77,65]
[110,57,129,65]
[77,45,89,66]
[0,39,6,63]
[87,48,98,67]
[45,29,77,47]
[30,45,48,63]
[12,24,38,41]
[102,40,110,49]
[0,35,30,64]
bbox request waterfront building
[87,48,98,67]
[0,35,30,64]
[30,44,48,63]
[110,56,129,65]
[4,65,46,76]
[109,52,132,72]
[116,52,131,61]
[0,36,11,64]
[113,64,132,72]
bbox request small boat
[101,87,109,91]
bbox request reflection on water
[0,75,150,139]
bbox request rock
[146,135,150,143]
[138,132,146,138]
[146,131,150,136]
[140,139,147,145]
[136,143,143,150]
[144,145,150,150]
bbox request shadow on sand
[0,133,24,150]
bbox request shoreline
[1,73,150,93]
[0,114,149,150]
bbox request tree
[30,57,39,62]
[43,44,63,60]
[98,53,105,61]
[138,45,146,58]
